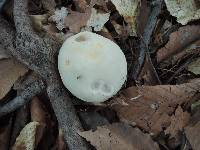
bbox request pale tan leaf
[50,7,68,30]
[164,0,200,25]
[78,123,160,150]
[30,14,48,32]
[0,59,28,100]
[13,122,44,150]
[74,0,88,12]
[87,8,110,31]
[110,0,140,36]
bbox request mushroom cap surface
[58,31,127,102]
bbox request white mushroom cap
[58,31,127,102]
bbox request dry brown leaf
[0,59,28,100]
[31,96,47,124]
[165,106,190,138]
[42,24,70,43]
[97,27,114,41]
[64,9,91,33]
[185,121,200,150]
[13,122,45,150]
[110,80,200,134]
[111,21,129,38]
[73,0,88,12]
[30,14,48,32]
[78,123,160,150]
[187,57,200,75]
[157,25,200,63]
[56,129,67,150]
[0,46,9,60]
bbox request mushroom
[58,31,127,102]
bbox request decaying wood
[0,0,88,149]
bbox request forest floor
[0,0,200,150]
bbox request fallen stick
[132,0,162,80]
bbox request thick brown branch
[12,0,88,149]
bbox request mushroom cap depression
[58,31,127,102]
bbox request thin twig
[0,79,45,117]
[132,0,162,80]
[167,55,195,83]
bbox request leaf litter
[78,123,160,150]
[110,80,200,134]
[1,0,200,149]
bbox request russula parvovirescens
[58,31,127,102]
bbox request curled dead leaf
[157,25,200,63]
